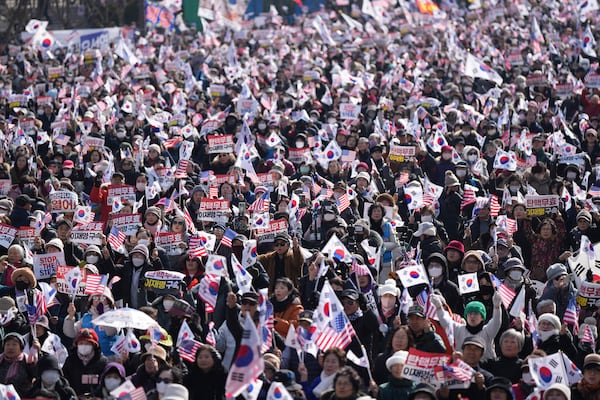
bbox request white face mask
[509,270,523,280]
[63,169,72,177]
[258,123,267,130]
[421,215,433,223]
[566,172,577,180]
[137,239,149,247]
[442,153,452,160]
[296,141,305,148]
[490,113,499,119]
[468,154,478,162]
[163,298,175,311]
[456,169,467,178]
[538,329,559,342]
[116,131,126,139]
[327,118,337,124]
[522,372,534,385]
[86,255,100,265]
[428,266,444,278]
[323,213,335,222]
[41,370,60,386]
[105,377,121,391]
[156,381,168,394]
[78,343,94,356]
[125,121,134,128]
[136,183,146,191]
[510,185,520,193]
[132,257,145,267]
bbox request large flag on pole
[463,54,503,85]
[312,281,356,351]
[225,314,264,398]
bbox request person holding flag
[258,233,304,292]
[183,344,227,400]
[538,263,577,320]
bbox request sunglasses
[274,242,288,247]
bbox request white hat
[543,383,570,400]
[378,279,400,298]
[386,350,408,371]
[414,222,436,237]
[162,383,189,400]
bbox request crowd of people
[0,0,598,399]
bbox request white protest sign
[0,224,17,249]
[339,103,362,120]
[50,190,78,213]
[112,214,142,236]
[69,222,104,245]
[33,253,66,279]
[154,232,184,256]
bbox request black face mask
[15,281,29,291]
[479,285,494,296]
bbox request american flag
[589,186,600,197]
[208,185,219,199]
[189,244,208,258]
[415,289,438,319]
[496,215,518,235]
[398,172,410,186]
[582,324,595,348]
[488,194,501,217]
[220,228,237,248]
[182,207,197,234]
[174,159,189,178]
[163,137,182,149]
[336,193,350,213]
[26,290,47,325]
[118,386,147,400]
[490,274,516,309]
[108,226,126,249]
[85,274,108,295]
[248,191,270,213]
[315,311,355,350]
[460,187,476,210]
[312,182,323,196]
[178,339,202,362]
[564,296,579,334]
[443,360,474,382]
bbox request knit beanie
[464,301,487,320]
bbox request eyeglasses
[156,378,173,384]
[274,242,288,247]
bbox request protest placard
[56,265,87,296]
[144,270,185,294]
[0,224,17,249]
[70,222,104,246]
[401,349,451,386]
[107,185,137,206]
[197,199,230,223]
[389,144,416,162]
[207,135,234,154]
[50,190,78,213]
[18,227,37,249]
[0,180,11,196]
[525,195,560,217]
[154,232,185,256]
[339,103,361,119]
[254,219,289,243]
[112,214,142,236]
[33,253,66,280]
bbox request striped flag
[312,182,323,196]
[443,359,474,382]
[182,206,197,234]
[174,159,189,178]
[108,226,126,249]
[496,215,518,235]
[590,186,600,197]
[313,281,356,351]
[248,191,270,213]
[564,296,579,334]
[220,228,237,248]
[416,289,438,320]
[188,245,208,258]
[582,324,596,348]
[460,187,476,210]
[336,193,350,213]
[85,274,108,295]
[488,194,501,217]
[350,257,371,276]
[208,185,219,199]
[178,339,202,362]
[490,274,516,309]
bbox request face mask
[137,239,149,247]
[136,183,146,191]
[341,98,349,103]
[487,129,496,136]
[442,153,452,160]
[132,257,145,267]
[421,215,433,223]
[456,169,467,178]
[468,154,478,162]
[327,118,337,124]
[16,281,29,290]
[463,87,472,93]
[63,169,72,177]
[491,113,499,119]
[510,185,520,193]
[156,382,168,394]
[163,298,175,311]
[566,172,577,180]
[105,377,121,391]
[509,270,523,280]
[125,121,134,128]
[295,141,305,148]
[41,370,60,386]
[116,131,126,139]
[86,255,100,264]
[428,266,443,278]
[323,213,335,222]
[380,297,396,309]
[538,329,559,342]
[462,130,470,137]
[258,123,267,130]
[300,166,310,174]
[78,344,94,356]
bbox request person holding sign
[52,222,84,267]
[522,214,568,282]
[90,171,126,223]
[112,244,161,309]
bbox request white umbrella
[92,307,157,330]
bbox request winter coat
[62,347,108,395]
[272,296,303,337]
[258,245,304,292]
[183,364,227,400]
[377,377,417,400]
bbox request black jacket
[112,258,161,308]
[62,348,108,395]
[538,332,578,361]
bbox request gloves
[493,291,502,307]
[430,294,443,310]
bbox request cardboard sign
[197,199,230,223]
[18,227,37,249]
[389,144,416,162]
[0,180,12,196]
[0,224,17,249]
[207,135,234,154]
[525,195,560,217]
[107,185,136,206]
[209,84,225,97]
[254,219,289,243]
[112,214,142,236]
[50,190,78,213]
[288,148,308,165]
[56,266,87,296]
[555,83,574,98]
[339,103,362,120]
[154,232,184,256]
[70,222,104,245]
[33,253,66,279]
[585,73,600,89]
[144,270,185,294]
[401,349,451,386]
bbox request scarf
[271,295,294,314]
[347,309,363,322]
[577,379,600,400]
[466,321,484,335]
[313,371,336,399]
[0,352,25,381]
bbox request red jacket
[90,184,111,222]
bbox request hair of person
[499,328,524,352]
[333,366,361,394]
[320,347,347,367]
